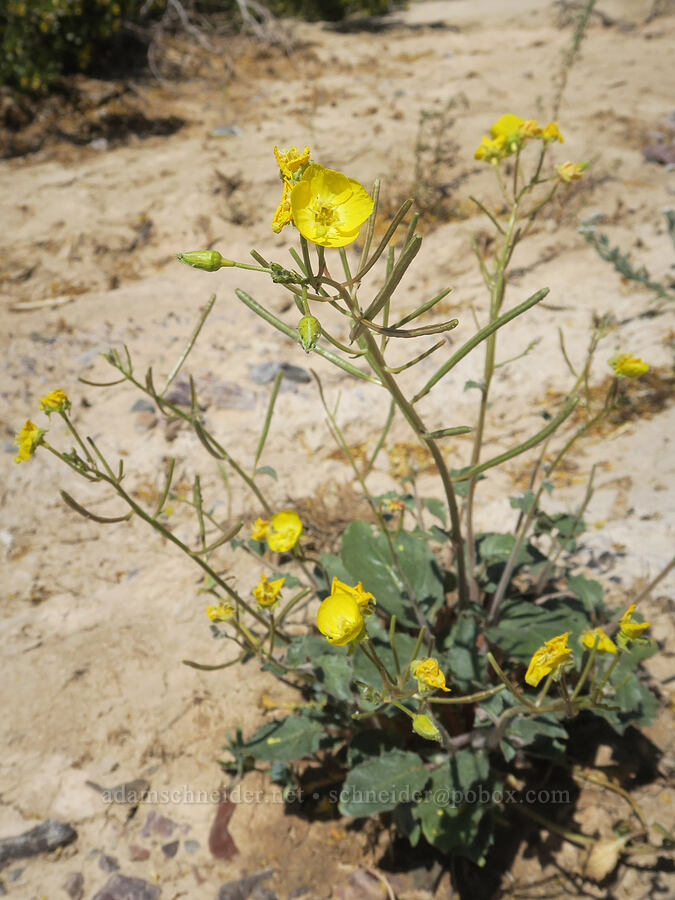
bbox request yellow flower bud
[39,388,70,414]
[177,250,235,272]
[555,161,588,183]
[297,315,320,353]
[316,592,365,645]
[609,352,649,378]
[618,603,650,641]
[267,510,303,553]
[410,658,450,693]
[14,419,44,463]
[542,121,564,143]
[412,714,441,742]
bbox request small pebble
[91,873,160,900]
[63,872,84,900]
[128,845,150,862]
[131,399,155,413]
[99,853,119,872]
[6,868,22,883]
[161,840,179,858]
[184,839,200,854]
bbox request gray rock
[99,854,119,872]
[6,868,22,883]
[248,362,311,385]
[161,840,179,858]
[141,811,176,838]
[91,873,160,900]
[252,889,278,900]
[0,819,77,866]
[183,839,200,854]
[63,871,84,900]
[210,381,256,410]
[211,125,243,136]
[215,868,274,900]
[130,399,155,413]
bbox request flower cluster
[14,388,71,463]
[272,145,373,248]
[251,510,303,553]
[474,114,564,163]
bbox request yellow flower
[14,419,43,463]
[253,572,285,608]
[555,161,588,183]
[290,164,374,248]
[582,628,617,654]
[610,352,649,378]
[518,118,542,140]
[489,113,525,148]
[619,604,650,641]
[330,576,374,611]
[206,602,234,622]
[410,657,450,693]
[525,632,572,687]
[274,144,311,181]
[272,178,293,235]
[412,713,441,742]
[316,592,365,645]
[39,388,70,414]
[267,510,303,552]
[542,121,564,143]
[251,517,269,541]
[474,133,507,164]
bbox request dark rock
[128,845,150,862]
[643,142,675,165]
[208,790,238,860]
[161,840,179,858]
[63,871,84,900]
[251,889,278,900]
[287,889,312,899]
[0,819,77,866]
[215,869,274,900]
[131,399,155,413]
[91,873,160,900]
[248,362,311,385]
[141,811,176,838]
[164,378,206,409]
[99,854,119,872]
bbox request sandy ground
[1,0,674,897]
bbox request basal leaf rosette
[290,164,374,248]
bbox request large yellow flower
[290,164,373,248]
[525,632,572,687]
[267,510,303,553]
[14,419,43,463]
[39,388,70,414]
[316,591,365,645]
[610,352,649,378]
[253,572,285,608]
[489,114,525,154]
[619,604,650,641]
[582,628,617,655]
[329,576,374,611]
[410,657,450,693]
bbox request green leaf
[566,573,604,612]
[339,521,443,625]
[442,612,487,689]
[486,596,591,665]
[500,712,568,762]
[450,466,485,497]
[464,379,485,393]
[285,634,342,667]
[317,552,353,594]
[315,654,354,702]
[254,465,277,480]
[509,490,536,513]
[422,497,447,526]
[338,749,430,817]
[242,715,324,762]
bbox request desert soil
[1,0,674,897]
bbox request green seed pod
[177,250,235,272]
[297,315,320,353]
[412,713,441,742]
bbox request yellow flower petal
[14,419,43,463]
[410,657,450,693]
[555,161,588,183]
[489,114,525,142]
[330,576,374,610]
[542,121,564,143]
[274,144,311,181]
[474,133,507,163]
[525,632,572,687]
[206,602,234,622]
[316,592,364,645]
[272,178,293,234]
[290,164,373,248]
[582,628,617,654]
[251,517,269,541]
[253,572,285,608]
[39,388,70,413]
[619,603,650,640]
[609,352,649,378]
[518,119,542,140]
[267,509,303,553]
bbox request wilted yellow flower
[525,632,572,686]
[316,592,365,645]
[274,144,311,181]
[410,657,450,693]
[206,602,234,622]
[610,352,649,378]
[251,517,269,541]
[412,713,441,742]
[582,628,617,654]
[253,572,285,608]
[518,118,542,140]
[542,121,564,143]
[39,388,70,414]
[489,113,525,150]
[619,603,650,640]
[14,419,43,463]
[555,161,588,183]
[290,164,374,248]
[330,576,374,611]
[474,133,507,164]
[267,509,303,552]
[272,178,293,234]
